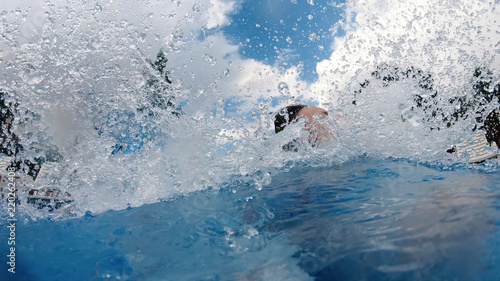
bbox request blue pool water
[2,0,500,280]
[3,158,500,281]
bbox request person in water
[274,104,335,151]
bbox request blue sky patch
[223,0,346,83]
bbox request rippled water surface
[3,159,500,281]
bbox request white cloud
[2,0,300,102]
[207,0,237,29]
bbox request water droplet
[307,0,314,5]
[286,36,292,44]
[203,54,216,66]
[148,13,154,18]
[28,75,45,85]
[261,172,271,186]
[139,33,146,42]
[245,228,259,238]
[278,82,289,95]
[192,3,200,12]
[309,33,318,41]
[93,5,102,14]
[318,45,324,51]
[255,24,260,28]
[167,30,185,53]
[297,61,304,70]
[223,69,230,77]
[308,14,313,20]
[291,0,298,3]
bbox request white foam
[1,0,499,220]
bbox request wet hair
[274,104,307,134]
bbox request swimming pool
[4,158,500,281]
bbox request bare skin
[296,106,335,145]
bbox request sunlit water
[1,0,500,280]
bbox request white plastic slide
[455,130,499,164]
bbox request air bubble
[245,228,259,238]
[261,172,271,186]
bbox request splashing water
[0,0,499,221]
